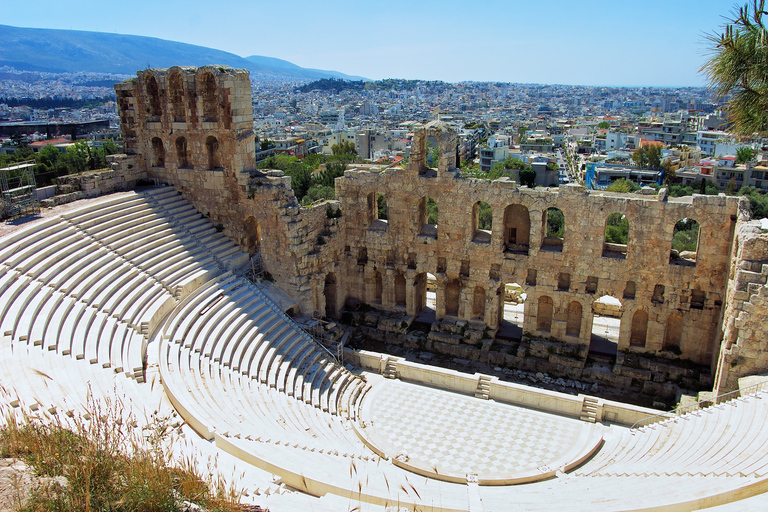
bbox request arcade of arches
[117,68,759,400]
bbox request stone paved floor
[361,379,598,479]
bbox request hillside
[0,25,364,82]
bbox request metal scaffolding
[1,160,39,220]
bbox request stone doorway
[590,295,622,357]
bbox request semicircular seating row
[574,389,768,479]
[4,187,768,510]
[0,187,248,409]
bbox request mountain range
[0,24,365,82]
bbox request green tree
[736,146,755,163]
[519,168,536,187]
[478,201,492,230]
[606,178,640,193]
[545,208,564,238]
[672,219,700,252]
[597,121,610,129]
[605,213,629,244]
[427,197,438,225]
[377,193,388,220]
[703,0,768,135]
[662,160,676,185]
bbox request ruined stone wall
[713,215,768,393]
[114,67,342,311]
[324,124,742,367]
[115,68,757,384]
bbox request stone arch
[372,270,383,303]
[590,295,622,356]
[503,204,530,254]
[472,285,485,320]
[497,281,526,340]
[418,196,438,237]
[377,193,388,221]
[413,272,429,316]
[565,301,582,337]
[445,279,460,317]
[145,74,161,121]
[175,136,189,168]
[541,207,564,252]
[394,273,407,307]
[603,212,629,259]
[206,136,221,169]
[472,200,492,243]
[324,273,337,319]
[200,71,218,122]
[670,218,700,266]
[150,137,165,167]
[630,309,649,347]
[242,216,261,257]
[537,295,553,332]
[410,121,457,175]
[663,311,683,352]
[168,72,186,122]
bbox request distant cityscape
[1,64,760,196]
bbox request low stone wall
[351,309,710,403]
[55,154,145,198]
[345,348,659,427]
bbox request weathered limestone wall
[326,124,742,367]
[713,215,768,393]
[115,67,765,390]
[114,67,340,310]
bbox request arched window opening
[169,72,185,122]
[324,273,337,319]
[472,200,493,243]
[418,196,438,237]
[175,136,189,168]
[201,72,218,122]
[372,271,383,303]
[206,136,221,169]
[630,310,649,347]
[411,272,435,323]
[145,75,161,121]
[603,212,629,259]
[503,204,530,255]
[150,137,165,167]
[670,218,700,266]
[497,282,526,340]
[541,207,564,251]
[394,273,407,308]
[590,295,622,357]
[377,193,388,220]
[663,311,683,353]
[537,296,554,332]
[566,301,582,337]
[445,279,460,317]
[242,216,261,257]
[472,286,485,320]
[368,192,388,230]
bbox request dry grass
[0,393,252,512]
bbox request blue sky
[2,0,736,86]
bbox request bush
[606,178,640,193]
[0,393,244,511]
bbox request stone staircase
[382,358,397,379]
[580,396,599,423]
[475,375,492,400]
